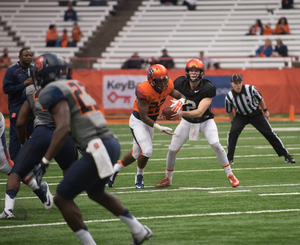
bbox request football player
[108,64,186,189]
[0,82,78,219]
[156,59,239,188]
[32,53,153,245]
[0,112,52,219]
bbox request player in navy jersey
[157,59,239,188]
[0,112,54,220]
[33,53,153,245]
[0,83,78,219]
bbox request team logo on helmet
[35,57,44,72]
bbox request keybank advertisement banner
[205,76,232,108]
[103,75,146,109]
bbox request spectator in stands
[246,19,263,35]
[183,0,196,10]
[274,38,288,57]
[45,24,59,47]
[199,51,219,70]
[160,0,178,5]
[64,1,77,21]
[274,17,290,35]
[282,0,294,9]
[60,29,69,47]
[71,22,84,47]
[1,48,11,69]
[255,39,273,57]
[263,23,273,35]
[157,49,174,69]
[122,52,145,69]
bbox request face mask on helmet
[185,59,205,82]
[147,64,169,93]
[34,53,68,88]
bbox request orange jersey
[133,79,174,119]
[274,24,290,34]
[46,30,59,42]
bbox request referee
[225,74,295,164]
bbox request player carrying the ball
[108,64,186,189]
[156,59,240,188]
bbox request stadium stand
[0,0,117,63]
[97,0,300,69]
[0,0,299,69]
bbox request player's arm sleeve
[251,85,262,102]
[204,85,216,98]
[39,86,68,114]
[2,69,26,94]
[225,95,233,113]
[135,85,147,100]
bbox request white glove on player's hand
[153,123,175,135]
[170,98,185,113]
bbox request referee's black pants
[227,113,288,162]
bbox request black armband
[263,108,268,112]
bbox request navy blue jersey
[174,76,216,123]
[2,62,33,115]
[39,79,113,149]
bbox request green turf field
[0,121,299,245]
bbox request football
[162,107,176,120]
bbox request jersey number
[185,99,197,111]
[67,81,99,115]
[149,98,166,115]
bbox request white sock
[118,209,143,235]
[137,166,144,175]
[5,193,16,212]
[114,160,126,172]
[166,169,174,181]
[211,142,233,177]
[75,228,96,245]
[223,163,233,177]
[27,178,39,191]
[166,150,177,180]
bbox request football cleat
[228,174,239,187]
[229,160,234,165]
[107,171,119,188]
[39,182,54,210]
[285,154,296,164]
[156,177,172,188]
[130,225,153,245]
[135,172,144,189]
[0,209,14,220]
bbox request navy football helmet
[147,64,169,93]
[34,53,67,88]
[185,59,205,82]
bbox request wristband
[153,123,162,131]
[42,157,50,165]
[263,108,268,112]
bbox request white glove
[153,123,175,135]
[170,98,185,113]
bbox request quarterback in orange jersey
[108,64,186,189]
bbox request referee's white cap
[231,74,243,83]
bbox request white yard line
[1,209,299,229]
[259,192,300,196]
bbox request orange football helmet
[185,59,205,82]
[147,64,169,93]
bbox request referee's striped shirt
[225,85,262,116]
